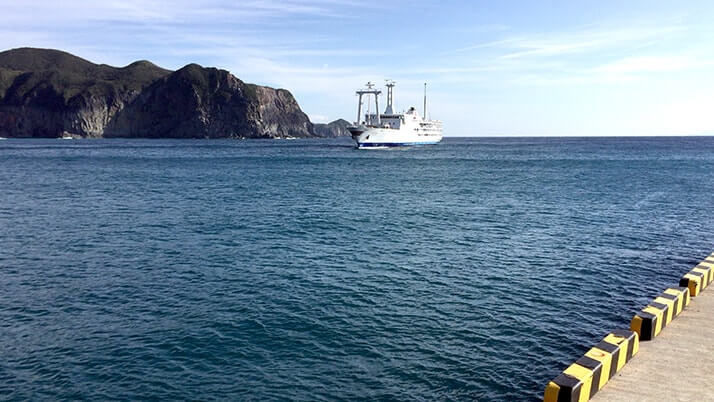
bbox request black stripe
[673,293,681,316]
[625,335,634,361]
[649,301,667,310]
[554,373,580,388]
[594,340,618,353]
[570,381,582,402]
[611,329,634,339]
[553,373,580,402]
[658,292,677,301]
[609,348,621,377]
[689,270,705,278]
[679,277,690,288]
[694,264,710,271]
[636,311,656,341]
[575,356,602,396]
[660,292,680,316]
[576,355,602,370]
[590,366,602,397]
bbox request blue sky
[2,0,714,136]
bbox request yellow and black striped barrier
[693,261,713,285]
[705,252,714,264]
[656,287,690,316]
[679,261,713,297]
[630,287,690,341]
[630,305,664,341]
[543,330,638,402]
[543,252,710,401]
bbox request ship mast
[385,80,395,115]
[423,82,428,120]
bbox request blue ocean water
[1,136,714,401]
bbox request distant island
[0,47,348,139]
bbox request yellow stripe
[543,381,560,402]
[586,346,613,389]
[642,306,663,336]
[654,296,675,323]
[603,333,629,371]
[631,331,640,356]
[588,347,614,379]
[630,315,643,338]
[563,363,594,402]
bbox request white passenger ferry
[348,81,443,149]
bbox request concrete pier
[591,286,714,401]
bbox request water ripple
[1,137,714,400]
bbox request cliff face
[0,48,315,138]
[313,118,351,137]
[0,48,169,138]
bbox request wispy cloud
[420,21,714,89]
[592,55,714,73]
[496,25,684,59]
[1,1,713,135]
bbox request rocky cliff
[0,48,316,138]
[313,118,351,137]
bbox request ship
[347,81,443,149]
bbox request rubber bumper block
[679,270,704,297]
[544,330,638,402]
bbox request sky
[2,0,714,136]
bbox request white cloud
[2,1,713,136]
[498,25,684,59]
[592,55,714,73]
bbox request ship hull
[348,126,442,149]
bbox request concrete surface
[591,286,714,401]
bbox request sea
[1,136,714,401]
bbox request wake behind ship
[348,81,443,149]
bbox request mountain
[313,118,351,137]
[0,47,315,138]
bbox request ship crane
[355,82,382,126]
